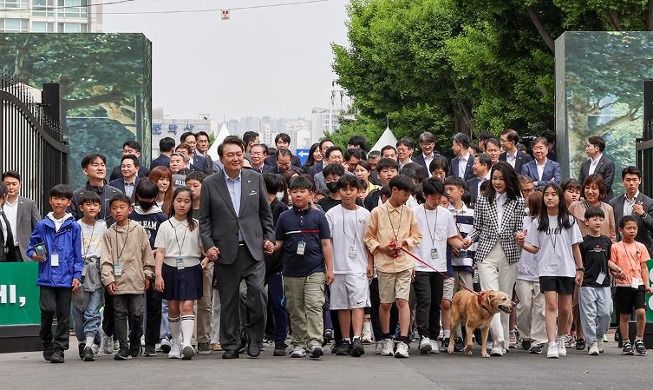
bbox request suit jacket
[521,159,562,186]
[199,169,275,265]
[609,193,653,254]
[190,154,209,173]
[194,152,214,174]
[499,150,533,175]
[109,176,141,202]
[308,161,324,177]
[7,196,41,261]
[447,153,475,181]
[466,177,484,208]
[264,154,302,169]
[412,153,448,178]
[578,155,616,200]
[150,154,170,170]
[469,194,525,264]
[109,165,150,182]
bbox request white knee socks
[181,315,195,346]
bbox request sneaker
[635,339,647,355]
[622,341,634,355]
[140,335,145,347]
[273,342,287,356]
[380,338,394,356]
[441,337,450,351]
[530,344,543,354]
[168,341,182,359]
[160,338,172,353]
[576,338,586,350]
[114,348,132,360]
[602,334,609,342]
[564,334,575,349]
[144,345,156,357]
[102,335,114,355]
[309,344,324,358]
[597,339,605,353]
[375,341,384,354]
[129,345,142,358]
[430,340,440,354]
[490,345,504,356]
[509,330,517,348]
[324,329,334,345]
[454,337,464,352]
[394,341,409,358]
[290,346,306,358]
[210,342,223,352]
[338,340,352,355]
[419,337,432,354]
[557,337,567,357]
[113,340,120,351]
[588,342,599,356]
[547,342,559,358]
[437,328,443,341]
[78,343,86,360]
[181,344,195,360]
[49,349,64,364]
[522,339,532,351]
[197,342,211,355]
[43,346,54,362]
[83,345,95,361]
[351,338,365,357]
[331,340,344,355]
[361,325,373,344]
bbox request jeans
[39,286,72,351]
[73,289,103,343]
[413,271,444,339]
[113,294,145,350]
[284,272,326,349]
[210,288,221,344]
[266,271,288,343]
[579,286,612,345]
[160,300,171,340]
[196,263,214,344]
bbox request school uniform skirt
[161,263,203,301]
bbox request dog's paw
[465,350,472,355]
[481,352,490,358]
[447,347,455,354]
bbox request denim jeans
[73,289,103,343]
[266,272,288,343]
[160,300,171,340]
[579,286,612,345]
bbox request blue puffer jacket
[27,214,83,288]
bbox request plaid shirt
[469,195,525,264]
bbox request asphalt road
[1,339,649,390]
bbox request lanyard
[82,222,99,259]
[387,205,403,242]
[423,206,439,246]
[341,206,359,244]
[114,223,130,261]
[169,219,188,256]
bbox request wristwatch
[576,267,584,272]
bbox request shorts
[454,271,473,292]
[329,273,370,310]
[161,263,203,301]
[614,286,646,314]
[442,277,454,301]
[377,269,412,304]
[539,276,575,295]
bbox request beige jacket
[101,220,155,294]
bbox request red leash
[400,248,479,296]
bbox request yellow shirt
[364,202,422,273]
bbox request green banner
[0,262,40,326]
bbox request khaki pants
[284,272,325,349]
[514,279,547,346]
[195,262,213,344]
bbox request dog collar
[477,291,492,313]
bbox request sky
[102,0,350,120]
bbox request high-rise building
[0,0,103,33]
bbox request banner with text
[0,262,40,326]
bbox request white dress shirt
[423,154,434,177]
[506,151,517,168]
[2,199,18,245]
[459,152,470,179]
[496,192,507,232]
[536,159,548,181]
[588,153,602,175]
[624,191,639,218]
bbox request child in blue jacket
[27,184,83,364]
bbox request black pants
[413,271,444,339]
[144,283,162,347]
[369,278,399,339]
[113,294,144,350]
[39,286,72,351]
[102,289,114,337]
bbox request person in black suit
[466,153,492,208]
[0,182,18,262]
[578,135,616,201]
[499,129,533,175]
[109,154,141,202]
[150,137,175,171]
[195,131,215,174]
[109,140,150,181]
[180,131,209,173]
[447,132,475,181]
[412,131,448,179]
[264,133,302,168]
[609,166,653,254]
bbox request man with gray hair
[413,131,448,178]
[448,133,475,181]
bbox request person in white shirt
[578,135,616,200]
[448,133,474,181]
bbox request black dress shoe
[247,342,261,358]
[222,350,240,359]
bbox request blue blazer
[447,155,475,181]
[521,159,562,186]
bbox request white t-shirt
[517,216,540,282]
[526,215,583,277]
[79,219,107,259]
[326,205,370,275]
[412,204,457,272]
[154,218,202,267]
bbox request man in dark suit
[264,133,302,168]
[578,135,616,200]
[150,137,175,170]
[195,131,214,174]
[499,129,532,175]
[199,136,275,359]
[413,131,448,178]
[447,132,475,181]
[2,170,41,261]
[520,137,562,186]
[0,182,18,262]
[609,166,653,254]
[109,155,141,202]
[109,140,150,181]
[179,131,209,173]
[466,153,492,208]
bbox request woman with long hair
[149,166,174,215]
[468,161,525,356]
[301,143,322,173]
[354,160,379,199]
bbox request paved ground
[1,338,650,390]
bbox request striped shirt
[448,203,477,273]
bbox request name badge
[632,277,642,289]
[348,245,357,259]
[176,257,185,270]
[596,272,606,284]
[50,253,59,267]
[297,241,306,255]
[114,263,123,276]
[431,248,438,261]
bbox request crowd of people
[0,127,651,364]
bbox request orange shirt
[610,240,650,287]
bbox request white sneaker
[490,343,504,356]
[509,330,517,348]
[430,340,440,354]
[395,341,409,358]
[547,342,559,358]
[91,343,101,357]
[101,335,114,355]
[361,324,373,344]
[181,344,195,360]
[168,341,181,359]
[419,337,432,353]
[290,346,306,358]
[557,337,567,357]
[380,338,395,356]
[375,341,384,354]
[588,342,599,356]
[140,335,146,347]
[160,338,171,353]
[597,339,605,353]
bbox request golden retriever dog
[447,289,513,358]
